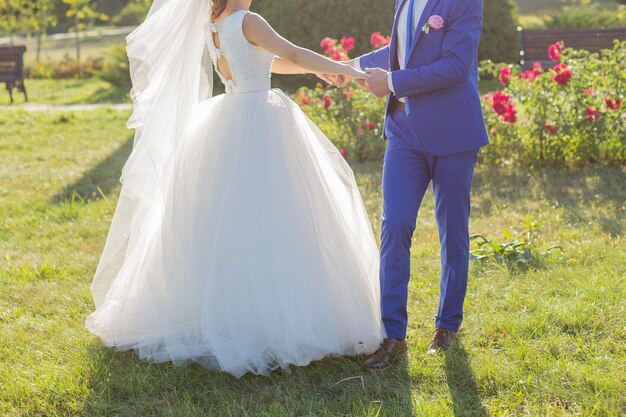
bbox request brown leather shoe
[363,338,407,369]
[427,328,459,353]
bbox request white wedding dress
[86,10,385,378]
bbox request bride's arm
[271,57,306,75]
[243,13,364,78]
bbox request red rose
[520,69,538,82]
[341,37,355,51]
[340,148,348,158]
[491,91,516,123]
[503,103,517,124]
[491,91,510,116]
[533,62,542,72]
[586,107,600,123]
[368,121,376,130]
[320,37,337,54]
[605,97,622,110]
[323,94,333,111]
[341,86,354,99]
[552,63,572,86]
[499,67,511,86]
[370,32,390,49]
[295,90,312,106]
[548,42,563,62]
[545,124,556,134]
[331,48,347,61]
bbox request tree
[22,0,58,62]
[0,0,27,46]
[62,0,108,61]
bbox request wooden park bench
[0,46,28,103]
[518,27,626,68]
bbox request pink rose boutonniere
[423,15,444,34]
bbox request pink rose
[428,15,444,30]
[341,37,355,51]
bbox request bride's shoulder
[242,11,273,33]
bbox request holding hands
[316,60,390,98]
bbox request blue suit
[359,0,489,338]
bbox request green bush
[480,0,520,63]
[255,0,520,63]
[252,0,394,58]
[94,0,129,17]
[294,84,387,163]
[93,44,131,87]
[25,56,105,79]
[112,0,150,26]
[545,4,626,28]
[295,42,625,167]
[480,40,626,166]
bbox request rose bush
[295,35,625,166]
[481,40,625,166]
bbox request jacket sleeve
[357,45,391,71]
[390,0,482,98]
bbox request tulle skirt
[86,89,385,377]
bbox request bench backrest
[0,46,26,82]
[519,27,626,68]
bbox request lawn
[0,79,130,107]
[17,34,127,66]
[0,109,624,416]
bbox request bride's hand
[347,66,366,80]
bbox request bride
[86,0,386,378]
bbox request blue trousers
[381,110,478,339]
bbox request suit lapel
[407,0,442,60]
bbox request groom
[340,0,489,368]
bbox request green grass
[0,78,130,106]
[20,34,127,66]
[0,109,625,416]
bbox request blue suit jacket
[359,0,489,156]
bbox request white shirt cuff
[354,57,362,72]
[387,72,395,94]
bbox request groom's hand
[315,73,349,87]
[315,73,338,85]
[365,68,391,98]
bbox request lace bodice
[206,10,275,95]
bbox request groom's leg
[431,148,479,332]
[380,112,431,339]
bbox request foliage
[480,40,626,166]
[470,215,563,271]
[545,3,626,28]
[25,55,104,79]
[62,0,109,61]
[0,0,28,43]
[93,44,131,87]
[252,0,395,59]
[22,0,58,34]
[480,0,520,63]
[111,0,150,26]
[295,83,387,163]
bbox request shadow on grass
[445,344,487,417]
[85,341,415,416]
[51,135,133,203]
[473,164,626,236]
[81,86,130,105]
